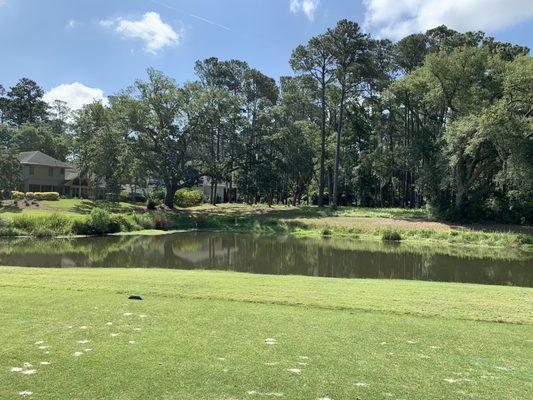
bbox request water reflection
[0,232,531,287]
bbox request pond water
[0,232,531,287]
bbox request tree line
[1,21,531,222]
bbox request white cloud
[66,19,78,29]
[290,0,320,21]
[43,83,108,111]
[100,11,181,53]
[363,0,533,40]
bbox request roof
[64,169,80,181]
[17,151,73,169]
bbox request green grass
[39,198,144,213]
[0,267,531,399]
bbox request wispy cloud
[100,11,181,53]
[150,0,231,31]
[363,0,533,39]
[289,0,320,21]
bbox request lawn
[1,267,532,399]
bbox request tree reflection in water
[0,232,531,287]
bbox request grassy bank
[0,267,532,399]
[1,200,532,251]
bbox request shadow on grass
[72,200,143,215]
[0,202,23,214]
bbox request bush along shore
[0,206,531,253]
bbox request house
[191,176,237,203]
[16,151,92,197]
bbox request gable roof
[17,151,73,169]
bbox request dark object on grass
[128,294,144,300]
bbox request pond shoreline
[1,202,532,253]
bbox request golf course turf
[1,268,532,399]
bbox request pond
[0,231,531,287]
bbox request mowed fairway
[0,268,532,399]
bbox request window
[48,167,53,177]
[61,168,65,175]
[29,166,35,175]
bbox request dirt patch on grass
[289,216,532,234]
[289,217,453,232]
[0,200,58,212]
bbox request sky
[1,0,532,110]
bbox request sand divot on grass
[11,367,23,372]
[18,390,33,397]
[444,378,460,384]
[287,368,301,374]
[73,352,84,357]
[128,341,136,345]
[78,340,90,344]
[84,349,92,352]
[21,369,37,375]
[495,366,513,372]
[106,322,113,326]
[40,361,50,365]
[355,382,367,387]
[246,390,283,397]
[123,312,133,316]
[34,341,44,345]
[265,338,277,345]
[111,333,120,337]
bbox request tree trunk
[332,87,346,210]
[455,181,467,218]
[213,181,218,206]
[164,181,176,208]
[318,78,327,207]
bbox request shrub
[121,191,147,203]
[9,213,73,236]
[151,187,166,201]
[87,208,113,235]
[381,228,403,241]
[321,227,332,237]
[11,191,24,200]
[25,192,35,200]
[132,213,155,230]
[146,198,157,210]
[516,234,533,245]
[174,189,203,208]
[33,192,60,201]
[153,212,169,230]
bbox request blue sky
[1,0,532,109]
